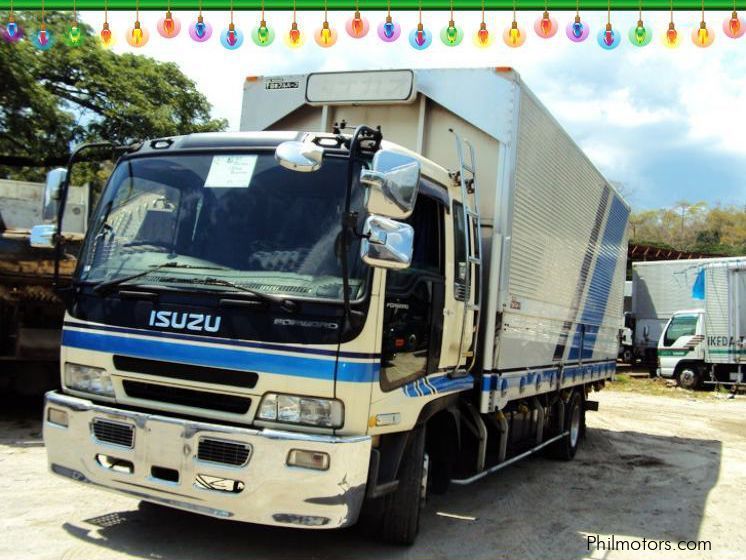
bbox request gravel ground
[1,385,745,560]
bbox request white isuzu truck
[41,68,629,545]
[631,256,744,370]
[658,260,745,389]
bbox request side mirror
[42,168,67,222]
[275,140,324,173]
[30,224,56,249]
[643,325,650,340]
[360,215,414,270]
[360,150,420,220]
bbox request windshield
[663,315,698,346]
[77,152,368,301]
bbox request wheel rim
[680,369,695,387]
[569,402,581,448]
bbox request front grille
[122,380,251,414]
[113,355,258,389]
[92,419,135,448]
[198,438,251,466]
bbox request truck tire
[621,348,633,364]
[381,426,427,546]
[677,365,702,390]
[547,391,584,461]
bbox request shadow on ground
[59,426,722,560]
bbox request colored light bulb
[566,16,589,42]
[597,23,620,49]
[220,22,243,49]
[692,21,714,47]
[440,20,463,46]
[534,11,558,38]
[126,20,150,47]
[662,22,680,48]
[252,20,275,46]
[67,23,82,45]
[475,21,490,47]
[314,21,337,47]
[290,24,300,43]
[723,11,745,38]
[408,23,432,49]
[345,10,369,38]
[377,16,400,42]
[100,22,113,47]
[7,20,17,37]
[503,21,525,47]
[189,16,213,42]
[157,10,181,38]
[3,14,24,43]
[629,19,652,46]
[32,25,53,50]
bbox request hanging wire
[575,0,579,17]
[481,0,485,24]
[387,0,391,18]
[230,0,234,24]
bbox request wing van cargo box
[241,68,630,372]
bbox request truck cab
[657,309,705,388]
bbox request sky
[79,9,746,210]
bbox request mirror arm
[52,141,128,290]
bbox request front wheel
[380,426,427,546]
[677,365,702,390]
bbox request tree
[0,11,227,180]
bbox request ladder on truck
[450,129,482,377]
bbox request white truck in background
[658,260,745,389]
[631,256,745,370]
[42,68,629,545]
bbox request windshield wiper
[200,277,298,311]
[92,261,219,294]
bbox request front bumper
[43,391,371,529]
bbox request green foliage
[630,202,746,256]
[0,11,227,181]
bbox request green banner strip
[4,1,738,10]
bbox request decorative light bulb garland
[4,2,746,53]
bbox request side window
[663,315,698,347]
[452,200,467,301]
[381,195,445,390]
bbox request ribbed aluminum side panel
[705,267,736,364]
[493,89,628,371]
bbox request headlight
[64,363,115,397]
[258,393,343,428]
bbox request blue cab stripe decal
[62,329,379,383]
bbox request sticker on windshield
[204,155,258,188]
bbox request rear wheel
[547,390,584,461]
[380,426,427,546]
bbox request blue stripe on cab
[62,329,378,383]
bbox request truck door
[658,313,702,377]
[379,194,444,391]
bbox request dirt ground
[1,382,745,560]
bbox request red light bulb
[478,22,489,45]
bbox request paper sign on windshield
[204,155,258,188]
